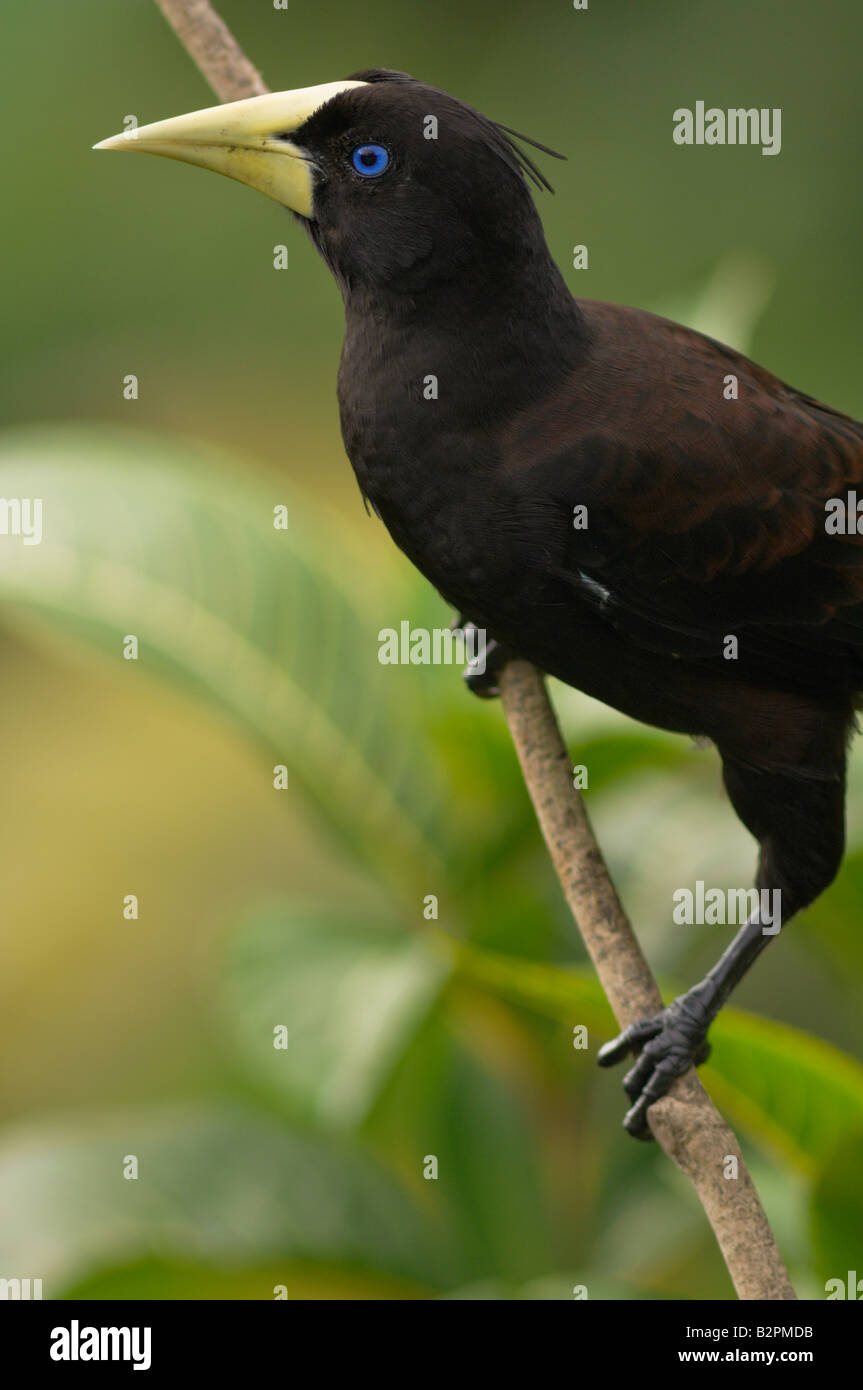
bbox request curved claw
[462,635,514,699]
[623,1058,684,1138]
[597,986,718,1140]
[596,1014,664,1068]
[464,656,501,699]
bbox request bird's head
[94,69,563,297]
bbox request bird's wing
[500,301,863,678]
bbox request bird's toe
[596,1014,664,1067]
[598,991,716,1140]
[462,636,513,698]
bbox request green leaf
[226,909,558,1280]
[810,1126,863,1292]
[0,1105,454,1295]
[564,730,695,794]
[702,1013,863,1173]
[453,941,614,1031]
[62,1257,428,1301]
[225,908,450,1128]
[803,847,863,980]
[421,1038,557,1283]
[0,425,451,896]
[452,941,863,1171]
[442,1275,645,1299]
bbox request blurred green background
[1,0,862,1300]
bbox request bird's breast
[336,330,508,609]
[335,304,586,629]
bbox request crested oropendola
[96,70,863,1137]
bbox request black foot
[597,982,717,1139]
[456,622,513,699]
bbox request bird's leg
[454,619,514,698]
[598,753,846,1138]
[597,912,778,1139]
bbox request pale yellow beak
[93,80,367,218]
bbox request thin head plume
[493,122,567,194]
[346,69,566,195]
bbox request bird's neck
[335,247,588,613]
[340,247,588,429]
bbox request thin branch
[151,0,796,1302]
[153,0,267,102]
[499,661,795,1300]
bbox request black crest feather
[347,68,566,194]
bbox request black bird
[96,71,863,1137]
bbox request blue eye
[351,143,390,177]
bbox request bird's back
[497,298,863,700]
